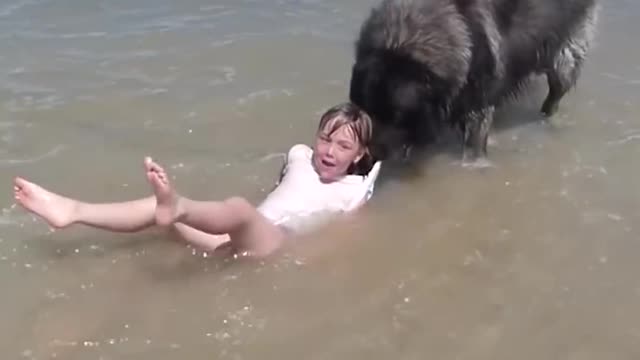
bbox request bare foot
[13,177,78,228]
[144,157,182,226]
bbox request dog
[349,0,600,162]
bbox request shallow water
[1,0,639,359]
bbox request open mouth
[321,159,336,167]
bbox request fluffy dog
[349,0,599,161]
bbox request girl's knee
[224,196,254,215]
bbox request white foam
[207,66,236,86]
[0,0,39,18]
[259,152,286,162]
[0,145,65,167]
[235,88,294,105]
[459,157,496,169]
[601,72,640,85]
[607,133,640,146]
[210,39,234,48]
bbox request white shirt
[257,144,381,232]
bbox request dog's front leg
[462,106,495,163]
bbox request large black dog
[349,0,599,162]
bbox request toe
[14,177,26,187]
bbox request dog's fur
[349,0,599,161]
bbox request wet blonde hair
[317,102,375,176]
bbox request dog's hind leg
[462,106,495,163]
[541,5,599,116]
[541,47,583,117]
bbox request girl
[13,102,381,257]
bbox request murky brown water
[1,0,639,359]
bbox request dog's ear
[349,56,384,104]
[348,62,366,107]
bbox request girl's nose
[326,144,336,157]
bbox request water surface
[1,0,639,359]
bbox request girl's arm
[266,152,289,193]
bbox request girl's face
[313,123,364,182]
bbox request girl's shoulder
[287,143,313,160]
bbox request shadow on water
[374,76,568,187]
[24,229,246,283]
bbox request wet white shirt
[257,144,381,232]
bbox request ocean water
[1,0,639,359]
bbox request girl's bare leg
[14,177,156,232]
[170,223,231,252]
[14,177,234,251]
[13,157,284,256]
[144,157,285,257]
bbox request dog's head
[349,52,452,161]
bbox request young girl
[13,102,381,257]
